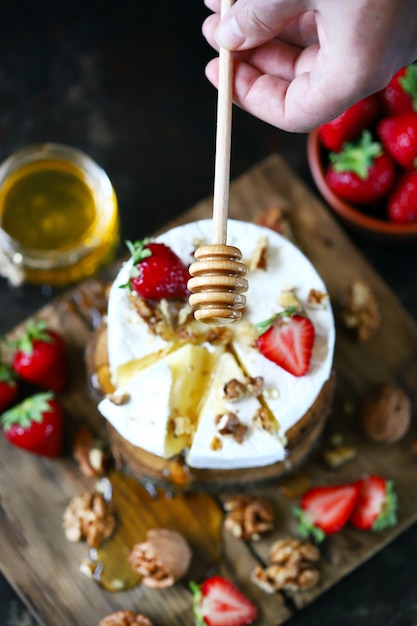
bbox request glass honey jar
[0,143,119,286]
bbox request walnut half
[252,537,320,593]
[215,412,248,443]
[224,495,275,541]
[340,279,380,343]
[63,491,116,548]
[128,529,192,588]
[99,611,153,626]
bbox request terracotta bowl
[307,128,417,242]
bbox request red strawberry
[256,308,315,377]
[381,64,417,115]
[1,392,63,457]
[377,112,417,169]
[326,130,396,204]
[12,320,68,392]
[387,170,417,223]
[123,239,190,300]
[318,94,380,152]
[350,475,397,531]
[0,362,19,412]
[191,576,258,626]
[293,483,360,542]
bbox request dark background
[0,1,417,624]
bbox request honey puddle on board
[91,471,224,592]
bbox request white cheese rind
[102,219,336,469]
[107,259,168,377]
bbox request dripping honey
[0,144,119,285]
[91,472,223,592]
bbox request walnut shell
[128,528,192,588]
[360,384,411,444]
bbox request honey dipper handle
[212,0,234,245]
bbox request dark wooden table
[0,1,416,624]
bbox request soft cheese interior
[98,219,335,470]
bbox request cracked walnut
[99,611,153,626]
[63,491,116,548]
[224,494,275,541]
[252,537,320,592]
[128,528,192,588]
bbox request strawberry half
[0,361,19,413]
[377,112,417,169]
[122,239,190,300]
[191,576,258,626]
[12,319,68,392]
[326,130,396,204]
[256,308,315,377]
[381,64,417,116]
[318,94,380,152]
[293,483,360,542]
[387,170,417,224]
[1,392,63,457]
[350,475,398,531]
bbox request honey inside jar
[0,144,119,286]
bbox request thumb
[215,0,307,50]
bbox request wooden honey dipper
[188,0,248,325]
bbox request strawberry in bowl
[325,131,395,206]
[307,61,417,241]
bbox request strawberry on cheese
[256,309,315,377]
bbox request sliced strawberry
[387,170,417,224]
[377,112,417,169]
[350,475,398,531]
[318,94,380,152]
[0,362,19,412]
[325,130,396,204]
[12,319,68,392]
[122,239,190,300]
[1,392,63,457]
[191,576,258,626]
[381,64,417,115]
[293,483,360,542]
[256,308,315,377]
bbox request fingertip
[204,0,220,10]
[205,58,219,85]
[215,15,246,49]
[202,13,220,46]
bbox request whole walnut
[360,384,411,444]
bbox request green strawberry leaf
[119,239,153,290]
[1,392,54,431]
[0,362,16,384]
[126,238,153,265]
[372,480,398,531]
[329,130,382,180]
[292,505,326,543]
[399,63,417,112]
[254,306,298,335]
[189,581,206,626]
[13,319,52,355]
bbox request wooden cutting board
[1,154,417,626]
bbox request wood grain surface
[1,154,416,626]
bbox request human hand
[202,0,417,132]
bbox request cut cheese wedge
[187,352,285,469]
[99,342,225,458]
